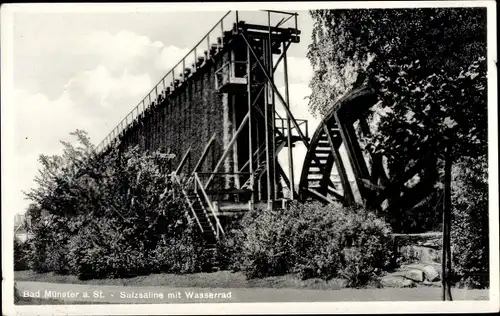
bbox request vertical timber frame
[236,11,305,210]
[268,11,278,202]
[97,11,306,228]
[246,43,255,206]
[283,40,295,200]
[263,35,275,207]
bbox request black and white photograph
[1,1,498,315]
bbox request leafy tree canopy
[307,7,487,158]
[308,8,487,232]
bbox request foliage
[214,214,246,272]
[308,8,487,229]
[14,237,30,271]
[451,155,489,288]
[227,202,393,287]
[308,8,486,117]
[369,57,487,167]
[24,130,205,279]
[308,7,488,286]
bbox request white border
[1,1,498,315]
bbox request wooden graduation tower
[96,10,436,248]
[96,11,308,246]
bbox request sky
[6,7,324,215]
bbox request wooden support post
[223,91,233,189]
[283,41,295,200]
[268,13,278,201]
[205,112,250,189]
[220,19,224,48]
[263,39,275,208]
[151,104,158,151]
[232,94,241,189]
[442,143,453,301]
[276,161,296,198]
[247,45,255,204]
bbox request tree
[308,7,488,289]
[24,130,206,278]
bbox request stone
[422,280,441,287]
[406,263,442,279]
[405,269,424,282]
[421,238,442,249]
[422,265,440,282]
[380,275,415,288]
[400,245,440,264]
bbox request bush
[451,155,489,288]
[14,237,29,271]
[24,130,205,279]
[150,225,207,274]
[25,217,70,274]
[227,201,393,286]
[213,215,245,271]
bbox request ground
[14,270,489,304]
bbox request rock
[381,275,415,288]
[400,245,440,264]
[422,280,441,287]
[405,269,424,282]
[421,238,442,249]
[422,265,440,282]
[406,263,442,279]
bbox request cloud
[11,25,317,213]
[12,29,191,213]
[156,45,191,71]
[64,65,152,115]
[77,30,191,78]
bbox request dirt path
[16,281,489,304]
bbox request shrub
[228,201,393,286]
[214,215,245,271]
[451,155,489,288]
[150,224,207,274]
[25,215,70,274]
[24,130,205,279]
[14,237,29,271]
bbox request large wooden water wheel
[299,86,439,230]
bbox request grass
[15,270,349,290]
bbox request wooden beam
[371,151,434,207]
[327,186,344,201]
[241,33,309,149]
[231,95,241,189]
[334,112,372,205]
[175,147,191,175]
[192,133,216,175]
[205,112,250,189]
[276,161,297,198]
[442,143,453,301]
[323,124,354,205]
[361,178,385,193]
[283,41,295,200]
[273,41,291,73]
[306,188,336,204]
